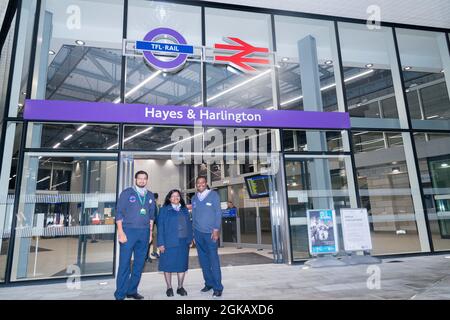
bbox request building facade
[0,0,449,284]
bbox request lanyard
[136,191,146,207]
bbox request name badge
[206,202,212,206]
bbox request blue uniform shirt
[191,190,222,233]
[116,187,156,229]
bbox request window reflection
[397,29,450,128]
[339,23,400,123]
[275,16,339,111]
[353,131,421,254]
[414,133,450,251]
[11,155,117,281]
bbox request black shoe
[166,288,174,297]
[176,287,188,296]
[212,290,222,298]
[126,293,144,300]
[200,285,213,292]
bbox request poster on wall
[306,209,339,255]
[341,208,373,252]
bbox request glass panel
[414,132,450,251]
[286,157,351,260]
[26,123,119,150]
[239,207,257,244]
[0,12,16,121]
[396,29,450,130]
[338,23,400,125]
[205,8,273,109]
[0,122,23,282]
[8,0,38,117]
[275,16,339,111]
[260,206,272,245]
[283,130,347,152]
[353,131,421,255]
[11,154,117,281]
[36,0,123,104]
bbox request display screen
[244,175,270,198]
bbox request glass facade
[0,0,449,283]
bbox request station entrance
[119,151,278,272]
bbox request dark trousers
[194,229,223,291]
[114,227,150,300]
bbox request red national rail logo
[214,37,270,72]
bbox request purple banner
[24,100,350,129]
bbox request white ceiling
[200,0,450,29]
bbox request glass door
[11,153,117,281]
[285,155,356,261]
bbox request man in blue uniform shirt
[114,170,156,300]
[191,176,224,298]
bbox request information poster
[306,209,338,255]
[341,208,373,251]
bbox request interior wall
[133,159,184,202]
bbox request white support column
[402,132,430,252]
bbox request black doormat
[143,252,273,273]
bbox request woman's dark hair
[164,189,186,208]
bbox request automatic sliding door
[285,155,354,261]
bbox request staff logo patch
[129,195,137,203]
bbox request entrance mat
[143,252,273,273]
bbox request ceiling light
[63,134,73,141]
[391,167,400,174]
[113,70,162,104]
[49,50,55,55]
[325,60,332,65]
[53,142,61,149]
[77,124,87,131]
[441,163,449,168]
[199,69,271,106]
[226,65,242,75]
[75,40,85,46]
[281,57,289,62]
[441,69,445,73]
[365,63,373,68]
[403,66,412,71]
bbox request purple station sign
[24,100,350,129]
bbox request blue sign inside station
[135,40,194,54]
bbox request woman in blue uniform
[157,189,193,297]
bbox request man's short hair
[135,170,148,179]
[196,176,207,183]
